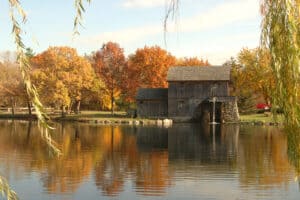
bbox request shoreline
[0,113,283,126]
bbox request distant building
[136,66,239,123]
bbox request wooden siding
[168,81,229,118]
[137,100,168,118]
[168,81,229,99]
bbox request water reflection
[238,126,292,188]
[168,124,239,163]
[0,121,299,199]
[287,127,300,189]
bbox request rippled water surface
[0,121,299,200]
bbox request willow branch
[164,0,179,44]
[73,0,91,35]
[0,176,18,200]
[8,0,61,155]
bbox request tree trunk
[111,91,114,115]
[11,97,15,116]
[61,105,66,117]
[75,100,81,114]
[111,79,115,115]
[68,101,73,114]
[27,100,32,116]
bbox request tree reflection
[237,126,293,188]
[0,122,172,196]
[0,121,299,197]
[94,126,171,196]
[94,126,126,196]
[286,127,300,188]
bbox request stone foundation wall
[222,99,240,122]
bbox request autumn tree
[0,51,35,116]
[92,42,126,114]
[124,46,176,101]
[225,47,275,113]
[176,56,209,66]
[225,57,255,113]
[237,48,274,105]
[31,46,95,115]
[80,77,109,110]
[0,58,30,115]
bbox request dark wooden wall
[168,81,229,118]
[137,100,168,118]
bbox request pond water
[0,120,299,200]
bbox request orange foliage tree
[92,42,126,114]
[124,46,176,101]
[176,56,210,66]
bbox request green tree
[25,48,35,58]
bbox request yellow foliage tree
[31,47,95,115]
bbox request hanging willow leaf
[0,176,18,200]
[164,0,179,32]
[163,0,179,44]
[8,0,61,155]
[1,0,91,199]
[73,0,91,35]
[261,0,300,127]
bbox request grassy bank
[0,111,129,120]
[240,113,284,124]
[0,113,37,120]
[0,111,160,125]
[53,111,129,120]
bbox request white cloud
[171,0,259,32]
[172,31,260,64]
[122,0,166,8]
[76,0,260,63]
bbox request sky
[0,0,262,65]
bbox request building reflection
[0,121,298,197]
[168,124,239,163]
[286,130,300,189]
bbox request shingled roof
[136,88,168,100]
[167,66,231,81]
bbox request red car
[256,103,271,112]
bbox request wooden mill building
[136,88,168,118]
[136,66,239,123]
